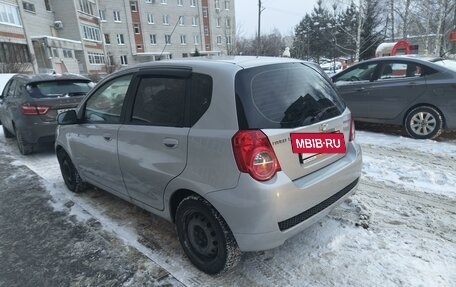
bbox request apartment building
[0,0,236,76]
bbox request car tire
[405,106,443,140]
[176,195,241,274]
[2,125,14,139]
[57,149,86,193]
[15,128,34,155]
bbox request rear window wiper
[312,106,338,122]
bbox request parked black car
[332,56,456,139]
[0,73,93,154]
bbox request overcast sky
[234,0,320,38]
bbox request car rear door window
[131,77,186,127]
[378,62,424,80]
[84,74,133,123]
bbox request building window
[161,0,167,4]
[216,17,221,27]
[192,16,197,26]
[180,35,186,45]
[215,0,220,10]
[104,34,111,44]
[225,17,231,28]
[224,0,230,10]
[178,16,184,25]
[150,34,157,44]
[78,0,95,15]
[52,48,59,58]
[88,52,106,64]
[117,34,125,44]
[145,0,153,3]
[147,13,154,24]
[63,49,73,58]
[163,14,169,25]
[226,35,232,45]
[99,9,106,21]
[113,10,121,22]
[177,0,183,6]
[120,55,128,65]
[23,2,36,13]
[165,34,171,44]
[202,7,208,17]
[190,0,196,7]
[44,0,52,11]
[193,35,199,45]
[216,35,222,45]
[81,25,102,41]
[204,26,208,36]
[0,3,22,26]
[130,1,137,11]
[133,23,141,34]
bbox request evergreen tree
[335,2,358,58]
[360,0,384,60]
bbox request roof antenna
[159,16,182,60]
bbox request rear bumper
[18,117,57,144]
[205,141,362,252]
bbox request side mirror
[57,110,78,125]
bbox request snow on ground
[1,128,455,286]
[357,131,456,199]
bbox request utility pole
[257,0,265,56]
[355,0,363,62]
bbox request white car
[320,62,343,76]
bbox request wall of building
[0,0,236,76]
[98,0,135,68]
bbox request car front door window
[336,63,378,82]
[84,74,133,123]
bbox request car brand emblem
[319,123,329,131]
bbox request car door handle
[355,87,365,92]
[163,138,178,148]
[407,82,417,86]
[103,134,112,142]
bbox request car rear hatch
[235,62,350,181]
[24,80,92,122]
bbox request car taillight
[349,117,356,141]
[232,130,281,181]
[21,103,50,115]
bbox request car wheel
[2,125,14,139]
[15,128,34,155]
[176,195,241,274]
[57,149,86,193]
[405,106,443,140]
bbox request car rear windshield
[235,62,346,129]
[432,59,456,72]
[26,80,92,98]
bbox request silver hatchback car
[55,57,362,274]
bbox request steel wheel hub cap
[187,213,218,259]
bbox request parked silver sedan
[332,56,456,139]
[55,57,362,274]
